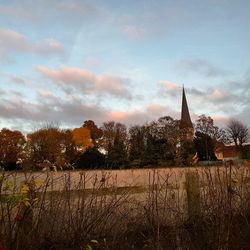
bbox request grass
[0,164,249,249]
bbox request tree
[61,129,78,164]
[195,115,224,160]
[128,117,181,167]
[27,126,76,167]
[0,128,26,170]
[128,125,148,166]
[226,119,249,155]
[156,116,180,161]
[75,147,106,169]
[101,121,128,168]
[72,127,93,151]
[82,120,103,146]
[146,117,183,166]
[193,132,217,161]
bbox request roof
[180,87,193,129]
[215,145,240,158]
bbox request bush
[75,147,106,169]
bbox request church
[179,87,194,141]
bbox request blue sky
[0,0,250,133]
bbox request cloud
[0,88,6,96]
[85,57,101,67]
[0,1,102,28]
[106,103,179,126]
[235,106,250,127]
[107,111,149,125]
[122,25,146,40]
[146,104,166,115]
[157,78,246,119]
[114,1,191,40]
[9,75,26,85]
[212,115,229,128]
[0,87,178,132]
[176,59,227,77]
[0,5,37,20]
[36,65,132,99]
[37,90,55,99]
[0,28,64,62]
[188,87,205,96]
[58,2,98,16]
[158,80,181,97]
[0,93,107,128]
[159,80,234,104]
[207,89,232,103]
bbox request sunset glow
[1,0,250,132]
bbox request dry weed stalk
[0,165,249,249]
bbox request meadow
[0,164,249,250]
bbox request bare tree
[226,119,249,149]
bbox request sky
[0,0,250,133]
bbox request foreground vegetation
[0,164,249,249]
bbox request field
[0,165,250,250]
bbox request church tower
[180,87,194,139]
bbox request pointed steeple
[180,87,193,129]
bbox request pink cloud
[158,80,181,97]
[85,57,101,67]
[107,110,150,125]
[106,103,179,126]
[159,80,180,91]
[146,104,166,115]
[212,115,229,127]
[0,28,64,61]
[207,89,230,102]
[36,65,132,99]
[37,90,55,98]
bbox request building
[215,144,241,161]
[215,144,250,161]
[179,87,194,140]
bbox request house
[215,144,241,161]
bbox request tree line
[0,115,249,170]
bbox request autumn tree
[82,120,103,146]
[72,127,93,151]
[101,121,128,168]
[61,129,78,164]
[226,118,249,156]
[27,126,76,167]
[0,128,26,170]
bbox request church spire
[180,87,193,129]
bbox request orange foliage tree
[72,127,94,152]
[27,127,77,166]
[0,128,26,169]
[82,120,103,146]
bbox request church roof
[180,87,193,129]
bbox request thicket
[0,164,249,249]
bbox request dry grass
[0,164,249,250]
